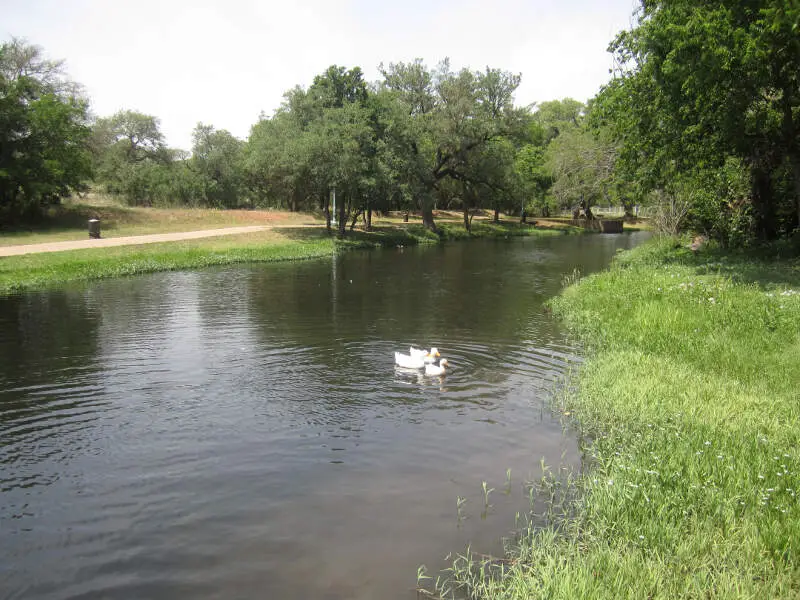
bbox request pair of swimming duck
[394,346,450,376]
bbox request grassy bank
[0,230,335,295]
[430,237,800,598]
[0,220,559,295]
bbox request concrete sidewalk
[0,225,276,257]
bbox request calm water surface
[0,232,648,599]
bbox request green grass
[427,236,800,599]
[0,230,335,295]
[336,220,560,250]
[0,221,559,295]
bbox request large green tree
[0,38,91,223]
[190,123,244,208]
[380,59,523,230]
[545,125,616,219]
[244,65,377,234]
[597,0,800,240]
[91,109,179,205]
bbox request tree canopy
[595,0,800,241]
[0,38,91,223]
[14,11,800,245]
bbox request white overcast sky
[3,0,640,150]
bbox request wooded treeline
[2,0,800,243]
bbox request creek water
[0,232,649,599]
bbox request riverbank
[431,237,800,598]
[0,220,560,295]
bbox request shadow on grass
[272,226,333,242]
[277,221,561,250]
[0,203,146,235]
[277,224,440,248]
[620,237,800,289]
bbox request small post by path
[88,218,101,239]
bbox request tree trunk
[582,195,594,220]
[781,91,800,234]
[366,206,372,230]
[463,206,471,232]
[323,191,332,233]
[338,192,347,237]
[751,165,776,240]
[622,199,635,220]
[349,208,361,231]
[421,205,437,232]
[291,189,298,212]
[791,153,800,233]
[493,207,500,222]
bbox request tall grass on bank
[427,237,800,599]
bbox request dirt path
[0,225,313,257]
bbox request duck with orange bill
[394,349,431,369]
[424,358,449,376]
[409,346,439,364]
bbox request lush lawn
[429,237,800,599]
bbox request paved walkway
[0,225,281,257]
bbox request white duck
[394,350,430,369]
[425,359,450,376]
[410,346,440,364]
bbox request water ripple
[0,233,650,600]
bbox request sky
[3,0,640,150]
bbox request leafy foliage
[0,38,91,224]
[596,0,800,243]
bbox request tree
[190,123,244,208]
[380,59,523,231]
[0,38,91,223]
[245,111,313,211]
[533,98,584,142]
[545,126,615,219]
[597,0,800,240]
[91,109,179,205]
[244,66,378,234]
